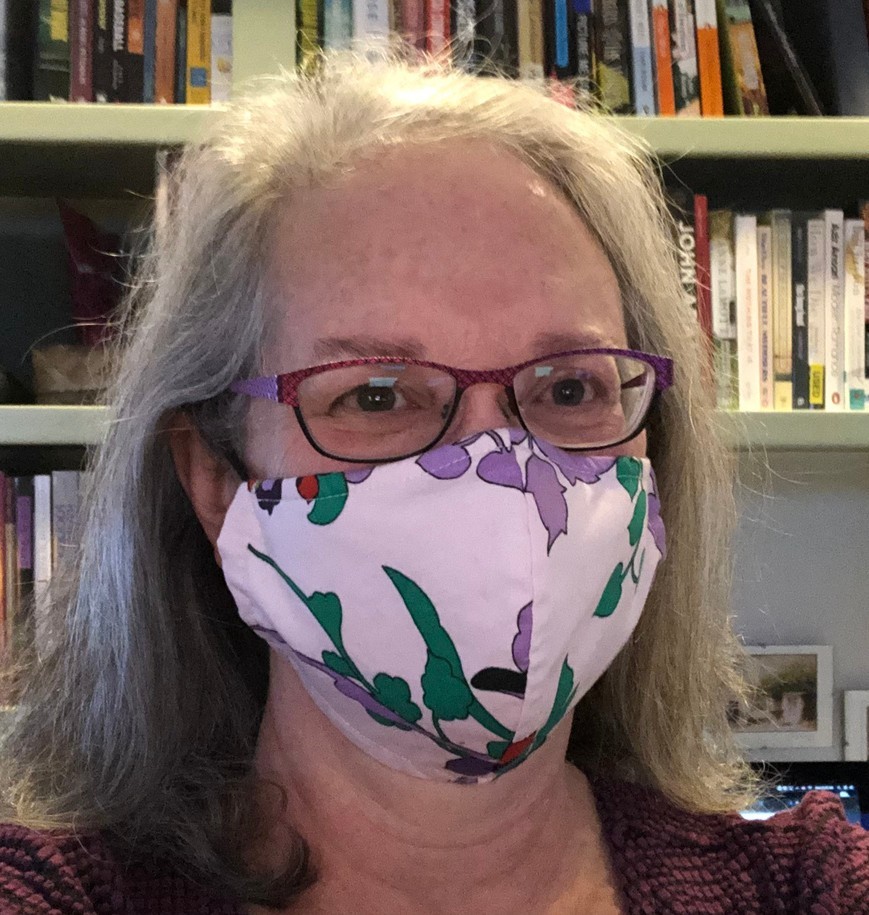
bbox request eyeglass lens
[295,353,655,460]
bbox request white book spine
[32,474,52,653]
[323,0,353,48]
[352,0,391,43]
[757,224,774,410]
[517,0,545,81]
[209,13,232,102]
[770,210,792,411]
[735,214,760,410]
[823,210,845,410]
[628,0,656,115]
[806,216,826,409]
[51,470,81,578]
[843,219,866,410]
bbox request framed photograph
[844,691,869,762]
[730,646,834,750]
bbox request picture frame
[844,691,869,762]
[730,645,834,750]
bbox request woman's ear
[166,411,241,563]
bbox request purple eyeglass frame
[229,348,674,463]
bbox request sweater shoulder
[0,822,121,914]
[591,777,869,913]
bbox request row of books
[300,0,869,116]
[674,193,869,411]
[0,0,231,103]
[0,470,84,663]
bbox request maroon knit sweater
[1,778,868,914]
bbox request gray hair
[1,48,755,907]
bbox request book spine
[770,209,793,411]
[0,475,5,658]
[185,0,209,102]
[693,0,723,115]
[451,0,476,68]
[543,0,577,80]
[111,0,126,102]
[12,476,33,655]
[710,209,739,410]
[517,0,545,82]
[627,0,656,114]
[475,0,520,76]
[154,0,177,102]
[668,0,700,116]
[70,0,94,101]
[210,11,231,102]
[93,0,113,101]
[125,0,144,100]
[34,0,71,101]
[426,0,450,56]
[3,478,15,658]
[142,0,156,101]
[669,189,698,313]
[297,0,319,70]
[791,214,810,409]
[735,214,760,410]
[843,218,866,410]
[823,209,845,410]
[575,0,593,96]
[51,471,80,581]
[757,223,774,410]
[324,0,354,49]
[862,201,869,392]
[650,0,676,115]
[694,193,713,349]
[594,0,631,113]
[717,0,768,115]
[806,215,826,408]
[32,475,51,656]
[174,0,185,102]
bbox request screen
[740,781,863,826]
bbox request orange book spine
[694,0,724,116]
[155,0,178,103]
[650,0,675,115]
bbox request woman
[2,51,867,914]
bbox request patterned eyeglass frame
[229,348,675,464]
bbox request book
[694,194,714,359]
[12,476,33,656]
[475,0,519,76]
[650,0,676,115]
[297,0,318,71]
[791,214,810,409]
[110,0,127,101]
[427,0,450,56]
[33,0,71,101]
[516,0,544,80]
[668,187,698,314]
[0,0,33,100]
[716,0,768,115]
[769,209,793,410]
[210,6,231,102]
[574,0,593,96]
[735,213,760,410]
[748,0,823,115]
[32,474,51,653]
[185,0,209,103]
[627,0,656,114]
[693,0,723,115]
[125,0,145,101]
[862,202,869,388]
[174,0,185,102]
[3,478,15,657]
[594,0,631,113]
[0,475,5,659]
[843,218,866,410]
[777,0,869,115]
[154,0,177,102]
[823,209,845,411]
[324,0,353,48]
[69,0,93,100]
[93,0,112,101]
[51,471,80,581]
[668,0,700,116]
[756,222,774,409]
[709,209,739,410]
[806,214,826,409]
[542,0,575,81]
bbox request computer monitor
[742,762,869,828]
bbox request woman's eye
[550,377,590,406]
[333,384,409,413]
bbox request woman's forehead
[264,140,627,370]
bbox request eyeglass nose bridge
[441,374,524,434]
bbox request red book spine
[155,0,178,102]
[425,0,450,54]
[0,474,6,660]
[70,0,95,101]
[694,193,714,374]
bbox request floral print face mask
[216,428,666,784]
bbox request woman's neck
[247,657,622,914]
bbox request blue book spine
[628,0,657,115]
[323,0,352,48]
[142,0,157,101]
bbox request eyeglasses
[229,348,674,464]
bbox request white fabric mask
[217,429,666,783]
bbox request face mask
[217,428,666,784]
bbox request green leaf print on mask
[306,473,349,525]
[616,457,641,499]
[593,563,624,618]
[384,566,514,741]
[371,672,423,724]
[627,489,647,547]
[322,650,355,678]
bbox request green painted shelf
[0,406,867,451]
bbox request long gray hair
[1,49,754,907]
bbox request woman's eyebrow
[310,336,427,361]
[532,331,620,352]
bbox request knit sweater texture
[1,778,868,914]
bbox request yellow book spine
[185,0,210,104]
